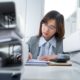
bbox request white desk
[0,66,22,74]
[21,64,80,80]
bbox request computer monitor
[0,2,16,29]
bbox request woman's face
[42,19,57,40]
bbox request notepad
[27,59,49,63]
[25,59,49,66]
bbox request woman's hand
[38,55,58,61]
[28,52,32,60]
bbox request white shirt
[38,36,56,57]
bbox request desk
[0,67,22,80]
[0,66,21,73]
[21,64,80,80]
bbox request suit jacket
[27,36,63,59]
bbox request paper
[25,59,49,66]
[27,59,49,63]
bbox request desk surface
[21,65,80,80]
[0,66,22,73]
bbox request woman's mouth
[43,32,48,36]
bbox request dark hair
[38,10,65,40]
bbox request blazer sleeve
[56,39,70,62]
[27,36,39,53]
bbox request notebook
[25,59,49,66]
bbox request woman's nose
[45,26,49,32]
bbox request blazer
[27,36,63,59]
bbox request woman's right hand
[28,52,32,60]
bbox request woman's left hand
[38,55,58,61]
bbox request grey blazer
[27,36,63,59]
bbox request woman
[27,10,69,61]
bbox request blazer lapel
[52,46,57,54]
[52,39,59,54]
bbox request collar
[39,36,56,48]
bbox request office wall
[25,0,44,41]
[14,0,27,36]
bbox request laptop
[63,31,80,52]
